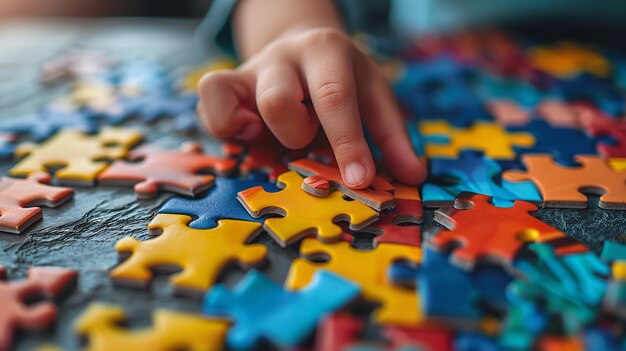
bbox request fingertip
[340,152,376,189]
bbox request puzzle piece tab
[75,303,228,351]
[238,171,378,247]
[158,175,279,229]
[203,269,359,349]
[503,155,626,209]
[289,158,395,210]
[0,173,73,234]
[429,192,566,269]
[98,143,236,199]
[422,150,541,208]
[420,121,534,159]
[10,128,142,186]
[111,214,266,297]
[0,266,77,351]
[286,239,422,325]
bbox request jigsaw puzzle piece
[507,119,598,166]
[609,158,626,172]
[289,158,395,211]
[75,303,228,351]
[383,324,454,351]
[313,313,364,351]
[111,214,266,297]
[428,192,566,269]
[224,129,292,181]
[455,332,499,351]
[98,142,236,199]
[123,93,197,122]
[158,174,279,229]
[601,241,626,262]
[0,133,16,159]
[286,239,422,325]
[10,128,142,186]
[503,154,626,209]
[0,107,98,143]
[580,111,626,157]
[422,150,541,208]
[420,121,535,159]
[0,173,73,234]
[0,266,77,351]
[203,269,360,349]
[527,42,611,78]
[238,171,378,247]
[485,100,531,127]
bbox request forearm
[233,0,344,59]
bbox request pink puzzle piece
[581,110,626,157]
[289,158,395,211]
[98,142,237,199]
[487,100,531,126]
[0,266,77,350]
[0,173,73,234]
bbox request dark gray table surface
[0,18,624,351]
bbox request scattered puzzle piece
[10,128,142,186]
[581,111,626,157]
[384,324,454,351]
[503,154,626,209]
[290,158,395,211]
[224,129,292,181]
[508,119,598,166]
[486,100,531,126]
[428,192,566,269]
[0,108,99,142]
[238,171,378,247]
[157,174,279,229]
[124,94,197,122]
[75,303,228,351]
[285,239,422,325]
[314,313,364,351]
[0,133,16,158]
[422,150,542,208]
[203,269,360,349]
[0,266,77,351]
[98,143,236,199]
[419,121,534,159]
[0,173,73,234]
[609,158,626,172]
[527,42,611,78]
[111,214,266,297]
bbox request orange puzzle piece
[503,155,626,209]
[0,173,73,234]
[111,214,266,297]
[289,158,395,211]
[98,142,237,199]
[428,192,567,269]
[0,266,77,351]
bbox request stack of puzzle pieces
[0,30,625,350]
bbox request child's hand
[197,28,426,188]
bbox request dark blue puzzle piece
[585,328,622,351]
[203,269,360,350]
[455,332,499,351]
[123,93,197,122]
[394,55,491,127]
[507,119,598,166]
[0,132,16,158]
[158,175,280,229]
[476,73,546,108]
[422,150,541,207]
[551,74,624,116]
[0,107,98,141]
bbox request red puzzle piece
[384,324,454,351]
[314,313,364,351]
[98,142,237,199]
[581,110,626,157]
[0,266,77,350]
[428,192,566,269]
[289,158,395,211]
[0,173,73,234]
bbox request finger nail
[344,162,366,187]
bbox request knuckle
[257,88,292,122]
[315,81,349,109]
[331,133,360,155]
[303,28,350,48]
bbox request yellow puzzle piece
[10,128,142,186]
[111,214,266,297]
[179,59,238,92]
[285,239,422,326]
[610,158,626,172]
[527,41,611,78]
[238,171,378,247]
[419,121,534,159]
[75,303,229,351]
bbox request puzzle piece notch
[503,155,626,209]
[238,171,378,247]
[419,121,535,160]
[0,173,73,234]
[75,303,229,351]
[10,128,142,186]
[111,214,267,297]
[0,266,77,351]
[428,192,566,270]
[286,239,422,326]
[98,142,237,199]
[203,269,360,349]
[290,158,395,211]
[157,174,279,229]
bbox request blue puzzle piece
[158,175,279,229]
[476,73,545,108]
[422,150,541,207]
[173,110,201,133]
[601,241,626,262]
[507,119,598,166]
[203,269,360,350]
[551,74,624,116]
[0,133,16,158]
[585,328,622,351]
[1,107,98,141]
[123,93,197,122]
[455,332,499,351]
[116,58,171,96]
[394,55,491,127]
